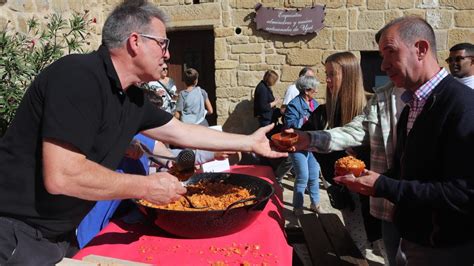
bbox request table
[74,165,293,265]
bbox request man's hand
[250,124,288,158]
[143,172,186,205]
[283,128,310,151]
[271,97,282,108]
[333,170,380,196]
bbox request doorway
[360,51,388,92]
[167,29,216,125]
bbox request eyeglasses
[162,68,168,71]
[139,34,170,54]
[445,55,472,64]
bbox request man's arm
[142,118,286,158]
[42,138,185,205]
[336,170,474,214]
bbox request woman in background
[253,70,281,129]
[148,63,178,114]
[285,75,321,215]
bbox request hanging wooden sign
[254,3,325,36]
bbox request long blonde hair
[324,52,366,128]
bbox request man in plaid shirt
[328,17,474,265]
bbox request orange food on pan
[334,156,366,177]
[138,180,255,211]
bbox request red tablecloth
[74,165,292,265]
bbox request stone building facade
[1,0,473,133]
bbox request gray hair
[375,16,437,57]
[102,0,169,49]
[296,75,319,95]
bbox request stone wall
[1,0,473,133]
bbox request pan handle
[222,197,260,215]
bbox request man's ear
[127,32,140,57]
[415,40,429,60]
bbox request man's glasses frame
[445,55,473,64]
[139,33,170,54]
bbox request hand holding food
[334,156,366,177]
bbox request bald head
[376,16,437,58]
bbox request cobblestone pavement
[281,176,386,265]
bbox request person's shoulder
[373,81,395,94]
[148,81,162,86]
[43,50,102,78]
[255,80,266,89]
[437,75,474,110]
[441,75,473,96]
[287,95,300,105]
[36,51,104,93]
[285,83,296,90]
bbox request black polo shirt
[0,45,172,239]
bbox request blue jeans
[290,151,320,208]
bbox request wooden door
[167,30,216,125]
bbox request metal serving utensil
[138,142,195,172]
[182,195,207,209]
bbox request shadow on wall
[222,99,259,135]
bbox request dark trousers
[399,239,474,266]
[0,217,78,265]
[359,194,381,242]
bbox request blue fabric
[290,151,320,208]
[284,95,318,129]
[76,134,154,248]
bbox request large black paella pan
[135,172,275,238]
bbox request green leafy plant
[0,12,94,136]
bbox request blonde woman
[305,52,375,252]
[307,52,367,183]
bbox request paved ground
[280,175,386,265]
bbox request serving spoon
[138,142,195,172]
[182,195,207,209]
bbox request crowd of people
[252,18,473,266]
[0,0,472,265]
[0,1,284,264]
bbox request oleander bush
[0,12,94,136]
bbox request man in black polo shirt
[0,1,284,264]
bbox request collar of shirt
[400,68,448,105]
[98,45,126,96]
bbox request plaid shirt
[308,82,404,221]
[406,68,448,133]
